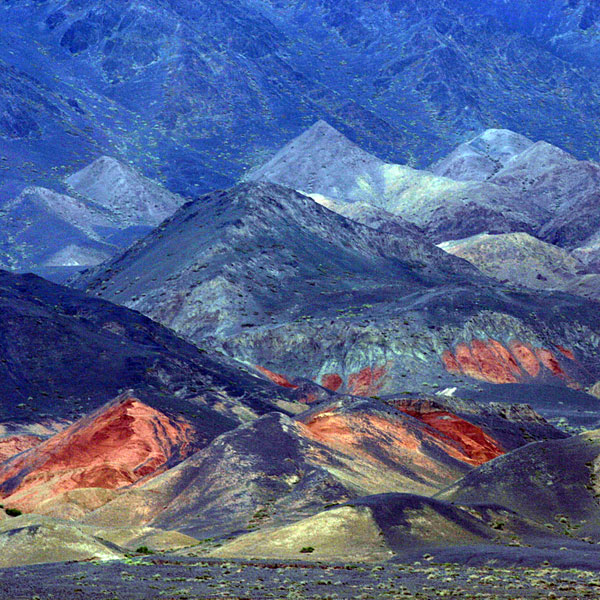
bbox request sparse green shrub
[299,546,314,553]
[135,546,154,555]
[5,508,22,517]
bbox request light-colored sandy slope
[438,232,595,296]
[0,514,122,567]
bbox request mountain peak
[431,128,534,181]
[472,128,534,153]
[246,121,383,194]
[305,119,342,135]
[65,156,183,227]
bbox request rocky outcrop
[0,435,43,463]
[441,339,576,385]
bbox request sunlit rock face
[0,395,196,512]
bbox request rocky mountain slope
[71,182,600,425]
[0,269,310,447]
[430,128,535,181]
[75,395,562,540]
[0,395,575,572]
[72,180,475,336]
[64,156,182,227]
[251,121,600,248]
[0,156,185,280]
[4,0,600,198]
[438,428,600,539]
[0,395,197,514]
[439,232,600,301]
[248,121,544,242]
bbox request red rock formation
[556,346,575,361]
[347,365,389,396]
[256,366,298,389]
[0,396,195,511]
[535,348,566,378]
[299,404,497,489]
[299,393,318,404]
[442,350,461,374]
[442,339,574,384]
[488,340,522,378]
[399,407,504,466]
[509,341,540,377]
[444,341,518,383]
[0,435,43,464]
[320,373,343,392]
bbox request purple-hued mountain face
[0,156,185,281]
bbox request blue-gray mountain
[0,156,185,281]
[71,182,600,430]
[4,0,600,199]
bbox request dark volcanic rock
[438,429,600,538]
[72,180,475,338]
[0,269,306,440]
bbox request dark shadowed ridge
[0,268,308,438]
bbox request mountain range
[3,0,600,593]
[0,155,184,281]
[69,131,600,432]
[4,0,600,200]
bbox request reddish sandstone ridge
[297,407,472,493]
[256,366,298,389]
[0,396,196,511]
[395,402,504,466]
[0,435,43,464]
[556,345,576,361]
[320,373,343,392]
[347,365,389,396]
[258,363,392,397]
[300,404,498,474]
[442,338,574,384]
